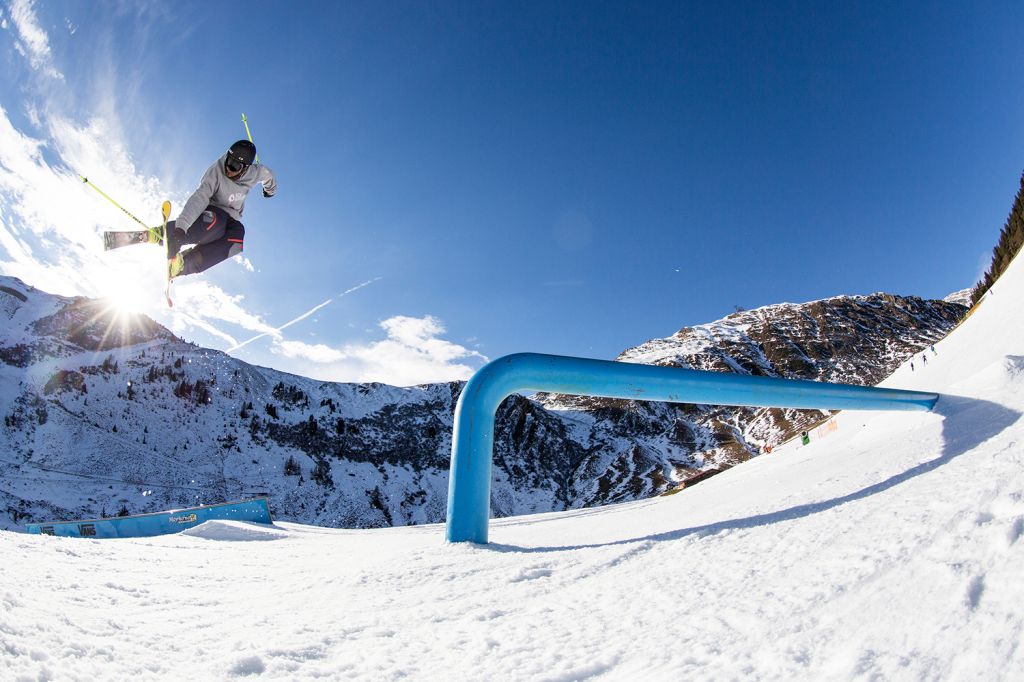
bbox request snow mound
[179,520,287,541]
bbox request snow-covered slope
[2,253,1022,679]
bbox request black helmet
[225,140,256,174]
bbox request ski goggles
[225,155,248,175]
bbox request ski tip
[161,201,171,220]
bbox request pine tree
[972,170,1024,304]
[311,458,333,487]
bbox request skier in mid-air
[165,139,277,280]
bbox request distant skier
[165,140,277,280]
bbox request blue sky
[1,1,1022,385]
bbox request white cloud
[227,278,382,353]
[273,315,487,386]
[276,340,345,364]
[8,0,64,80]
[172,311,239,348]
[172,280,276,336]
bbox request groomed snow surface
[4,256,1024,681]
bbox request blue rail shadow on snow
[485,394,1021,554]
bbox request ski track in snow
[4,258,1024,679]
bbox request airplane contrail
[226,277,382,353]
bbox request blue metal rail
[26,497,273,539]
[446,353,938,544]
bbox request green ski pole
[241,113,259,164]
[78,174,149,228]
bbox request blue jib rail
[26,497,273,539]
[446,353,939,544]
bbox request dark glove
[263,190,274,198]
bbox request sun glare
[103,285,148,315]
[94,246,167,318]
[97,266,156,316]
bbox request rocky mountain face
[537,293,964,495]
[0,276,965,531]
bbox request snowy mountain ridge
[0,274,965,530]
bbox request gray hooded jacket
[176,154,277,233]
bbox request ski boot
[167,253,185,280]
